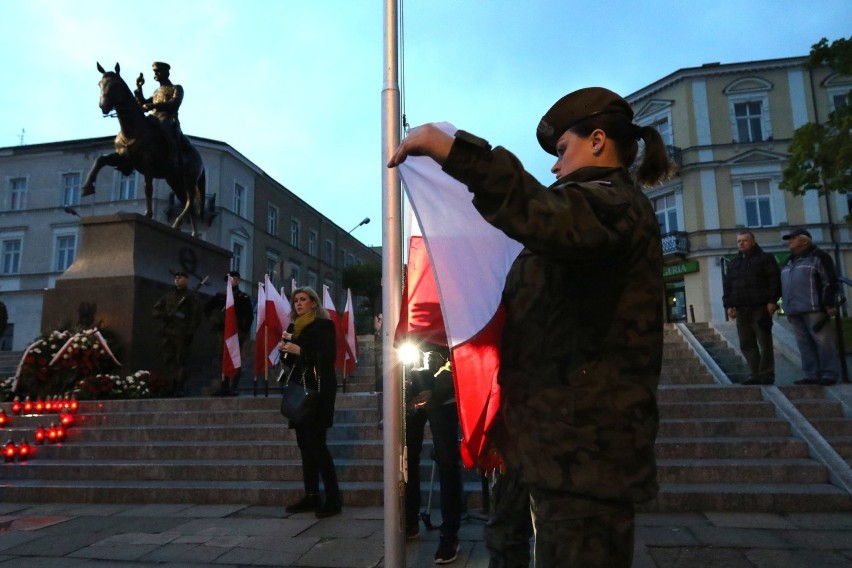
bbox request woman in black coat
[278,286,341,517]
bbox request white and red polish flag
[254,280,267,377]
[222,278,241,379]
[322,285,347,371]
[397,122,523,468]
[254,275,291,377]
[342,288,358,377]
[265,274,290,365]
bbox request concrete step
[654,437,809,460]
[659,401,777,419]
[657,458,829,484]
[657,419,791,438]
[643,483,852,513]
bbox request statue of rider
[135,61,183,169]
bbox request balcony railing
[661,231,689,256]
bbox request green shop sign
[663,260,699,278]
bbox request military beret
[173,270,188,277]
[536,87,634,156]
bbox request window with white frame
[290,260,301,283]
[654,193,679,234]
[267,204,279,236]
[117,173,136,200]
[290,218,301,248]
[8,177,26,211]
[62,173,81,206]
[308,270,318,291]
[725,78,773,144]
[734,101,764,143]
[308,230,318,256]
[324,239,334,262]
[1,238,22,274]
[55,234,77,272]
[829,88,851,111]
[742,179,773,227]
[233,183,245,217]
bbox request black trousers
[405,402,463,537]
[735,305,775,379]
[294,423,340,501]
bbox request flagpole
[264,326,269,397]
[382,0,405,564]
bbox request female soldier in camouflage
[388,87,672,567]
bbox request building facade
[0,135,380,351]
[627,56,852,323]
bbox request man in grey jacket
[780,228,840,385]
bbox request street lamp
[348,217,370,234]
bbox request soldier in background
[153,270,202,397]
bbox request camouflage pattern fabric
[485,468,532,568]
[442,140,663,504]
[529,486,634,568]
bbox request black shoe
[315,498,342,518]
[285,494,320,514]
[434,535,459,564]
[818,378,838,386]
[406,523,420,540]
[742,376,773,385]
[794,378,819,385]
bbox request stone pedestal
[41,213,230,386]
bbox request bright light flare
[397,342,422,366]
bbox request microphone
[281,323,295,361]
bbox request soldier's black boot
[227,373,240,396]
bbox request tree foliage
[780,37,852,200]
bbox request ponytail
[633,125,675,187]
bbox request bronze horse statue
[82,62,206,237]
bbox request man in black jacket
[722,231,781,385]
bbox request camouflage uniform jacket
[152,287,202,338]
[442,133,664,504]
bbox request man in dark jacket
[722,230,781,385]
[781,228,841,385]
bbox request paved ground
[0,502,851,567]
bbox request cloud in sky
[2,0,850,247]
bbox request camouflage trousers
[529,486,635,568]
[485,468,533,568]
[486,469,635,568]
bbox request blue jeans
[788,312,840,381]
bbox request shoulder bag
[279,365,319,423]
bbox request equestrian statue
[82,62,206,237]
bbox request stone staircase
[0,329,850,513]
[684,321,750,383]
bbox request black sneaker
[315,498,342,518]
[434,535,459,564]
[406,524,420,540]
[285,494,320,514]
[794,378,819,385]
